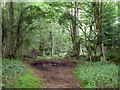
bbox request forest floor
[27,59,81,88]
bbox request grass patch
[37,55,61,60]
[14,73,42,88]
[2,59,43,88]
[72,59,87,63]
[74,60,118,88]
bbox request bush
[86,56,100,62]
[74,61,118,88]
[106,53,120,64]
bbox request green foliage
[2,2,118,61]
[106,52,120,64]
[14,74,42,88]
[1,2,119,88]
[30,17,71,56]
[74,61,118,88]
[2,59,43,88]
[2,59,28,88]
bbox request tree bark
[9,2,14,59]
[52,28,55,56]
[2,3,9,57]
[77,4,82,54]
[93,1,105,60]
[71,1,80,59]
[14,9,23,55]
[0,2,2,59]
[100,1,106,60]
[101,43,105,60]
[0,2,2,89]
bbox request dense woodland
[1,1,120,88]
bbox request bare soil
[28,59,81,88]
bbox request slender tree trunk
[80,44,82,54]
[93,1,105,60]
[0,2,2,89]
[14,11,22,56]
[52,27,55,56]
[70,1,77,58]
[2,4,4,57]
[2,3,9,57]
[101,43,105,60]
[0,2,2,59]
[71,1,80,59]
[9,2,14,59]
[84,27,91,61]
[14,4,25,56]
[118,2,120,56]
[100,0,105,60]
[77,5,82,54]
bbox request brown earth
[28,59,82,88]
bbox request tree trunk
[85,45,92,61]
[52,27,55,56]
[100,1,105,60]
[14,10,22,56]
[0,1,1,55]
[77,4,82,54]
[101,43,105,60]
[2,3,9,57]
[71,1,80,59]
[93,1,105,60]
[9,2,14,59]
[80,44,82,54]
[2,3,4,57]
[0,3,2,88]
[85,26,91,61]
[0,2,2,59]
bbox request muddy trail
[28,59,81,88]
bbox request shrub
[74,60,118,88]
[106,53,120,64]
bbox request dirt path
[28,59,81,88]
